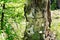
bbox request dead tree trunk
[24,0,52,40]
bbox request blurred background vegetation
[51,0,60,40]
[0,0,26,40]
[0,0,60,40]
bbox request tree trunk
[1,3,5,30]
[24,0,52,40]
[57,0,60,8]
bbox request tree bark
[24,0,52,40]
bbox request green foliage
[51,0,57,10]
[0,0,25,40]
[0,30,3,34]
[31,32,44,40]
[5,24,16,40]
[32,32,40,40]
